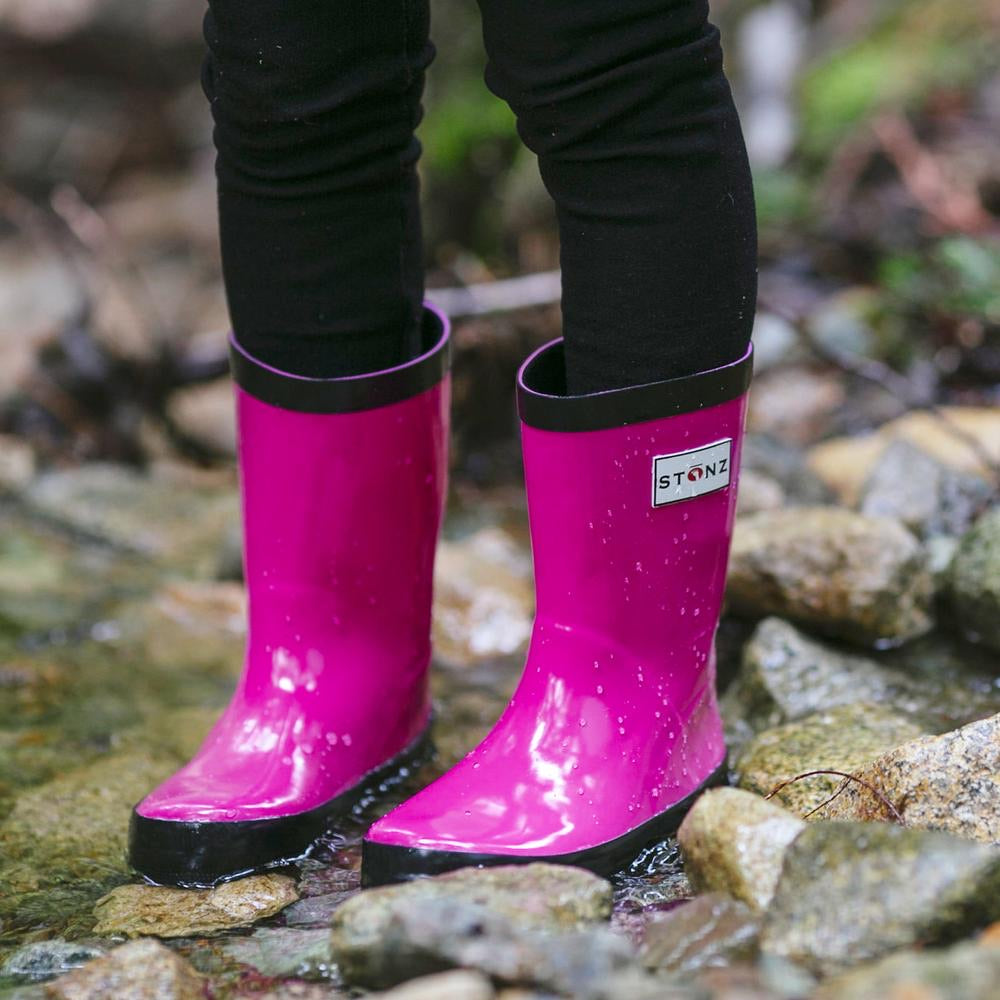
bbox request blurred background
[2,2,1000,990]
[0,0,997,488]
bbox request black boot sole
[360,759,727,887]
[128,726,433,888]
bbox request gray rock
[334,862,610,941]
[332,895,635,996]
[1,942,105,984]
[736,471,786,517]
[815,942,1000,1000]
[677,788,805,911]
[859,439,992,539]
[741,435,834,506]
[43,939,205,1000]
[372,971,496,1000]
[948,506,1000,651]
[23,464,238,574]
[92,875,298,938]
[165,378,236,457]
[720,618,999,752]
[820,713,1000,844]
[734,702,924,817]
[0,753,181,893]
[222,928,333,980]
[727,508,934,645]
[638,893,761,975]
[762,822,1000,974]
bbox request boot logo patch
[652,438,732,507]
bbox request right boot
[128,305,450,886]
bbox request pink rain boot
[128,306,450,886]
[362,337,752,885]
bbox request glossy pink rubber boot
[128,306,450,886]
[362,337,752,885]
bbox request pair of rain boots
[128,305,752,887]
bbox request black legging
[204,0,756,394]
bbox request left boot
[362,337,752,885]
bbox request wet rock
[859,439,992,539]
[815,941,1000,1000]
[372,970,496,1000]
[221,927,332,979]
[820,713,1000,844]
[332,864,610,943]
[330,865,617,992]
[0,434,35,494]
[332,894,635,996]
[747,367,845,446]
[720,618,997,749]
[638,893,761,975]
[92,874,298,938]
[1,941,105,983]
[741,434,834,506]
[110,580,245,674]
[678,788,805,911]
[735,470,786,516]
[807,407,1000,506]
[23,464,238,574]
[727,507,934,645]
[432,528,534,665]
[734,703,923,816]
[165,378,236,457]
[761,822,1000,974]
[691,956,817,999]
[948,507,1000,651]
[0,753,177,891]
[43,938,205,1000]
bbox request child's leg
[476,0,757,393]
[203,0,431,376]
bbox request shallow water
[0,494,692,995]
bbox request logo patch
[652,439,732,507]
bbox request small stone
[727,508,934,645]
[720,618,998,750]
[23,464,238,574]
[859,439,992,539]
[948,507,1000,651]
[638,892,761,975]
[815,941,1000,1000]
[165,378,236,456]
[741,434,834,506]
[807,407,1000,505]
[333,895,633,994]
[761,822,1000,974]
[819,713,1000,844]
[372,970,496,1000]
[222,927,332,979]
[330,865,618,993]
[1,940,106,983]
[678,788,805,911]
[92,874,298,938]
[736,470,786,516]
[44,939,205,1000]
[0,433,35,494]
[734,702,924,816]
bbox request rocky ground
[0,376,998,1000]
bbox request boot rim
[517,339,752,432]
[229,302,450,413]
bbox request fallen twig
[764,769,905,824]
